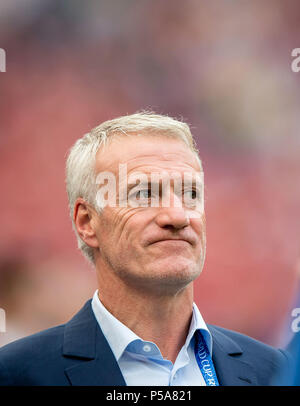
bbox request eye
[128,187,152,203]
[137,189,151,199]
[184,189,197,200]
[183,188,202,209]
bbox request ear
[73,198,100,249]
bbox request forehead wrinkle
[99,152,198,170]
[125,150,201,173]
[95,136,202,174]
[126,148,199,162]
[126,162,201,175]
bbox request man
[0,112,289,385]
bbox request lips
[147,235,196,246]
[154,238,189,243]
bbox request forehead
[95,134,202,174]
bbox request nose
[155,206,190,230]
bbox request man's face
[93,134,206,295]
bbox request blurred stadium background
[0,0,300,348]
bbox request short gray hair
[65,111,201,264]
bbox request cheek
[97,207,146,247]
[192,214,206,237]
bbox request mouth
[151,239,192,246]
[145,233,197,247]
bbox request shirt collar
[91,289,212,361]
[188,300,213,356]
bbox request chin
[147,258,202,285]
[118,255,204,294]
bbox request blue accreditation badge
[194,330,220,386]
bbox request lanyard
[194,331,220,386]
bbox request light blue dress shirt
[91,290,213,386]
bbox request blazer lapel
[61,300,258,386]
[209,325,257,386]
[62,300,126,386]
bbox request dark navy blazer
[0,299,289,386]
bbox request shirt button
[143,344,152,353]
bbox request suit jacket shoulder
[0,299,125,386]
[0,324,67,385]
[208,324,290,385]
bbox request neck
[96,270,194,364]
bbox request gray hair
[65,111,201,264]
